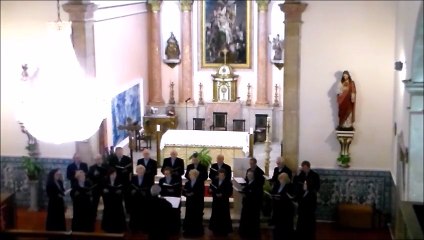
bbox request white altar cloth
[160,130,249,153]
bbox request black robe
[108,155,133,186]
[146,196,173,240]
[295,190,317,240]
[209,178,233,236]
[101,178,126,233]
[136,158,158,184]
[270,166,292,187]
[45,180,66,231]
[161,157,185,178]
[208,163,232,182]
[66,162,89,186]
[293,170,320,196]
[158,176,182,197]
[70,180,95,232]
[158,176,182,234]
[87,163,108,218]
[245,166,265,186]
[182,179,205,237]
[270,183,295,240]
[128,175,153,232]
[238,179,263,239]
[185,163,208,182]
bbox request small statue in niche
[165,32,180,60]
[271,34,284,61]
[337,70,356,130]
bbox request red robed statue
[337,70,356,130]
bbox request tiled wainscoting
[0,156,393,222]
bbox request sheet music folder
[163,196,181,208]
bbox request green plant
[337,155,351,165]
[22,156,42,180]
[197,148,212,168]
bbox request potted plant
[19,122,42,211]
[337,155,350,168]
[197,147,212,169]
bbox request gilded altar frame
[200,0,251,69]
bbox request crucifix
[118,117,142,160]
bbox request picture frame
[200,0,251,69]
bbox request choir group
[45,147,320,240]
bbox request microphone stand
[185,100,188,130]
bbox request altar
[160,130,250,168]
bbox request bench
[337,203,374,229]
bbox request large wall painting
[111,83,141,146]
[200,0,251,69]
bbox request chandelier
[15,1,109,144]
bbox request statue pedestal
[335,131,355,168]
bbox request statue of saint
[165,32,180,60]
[271,34,284,61]
[337,70,356,130]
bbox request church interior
[0,0,423,239]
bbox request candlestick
[169,81,175,105]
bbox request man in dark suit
[293,160,320,196]
[161,149,185,178]
[185,152,208,182]
[137,149,157,184]
[270,156,292,188]
[108,147,133,186]
[245,157,265,186]
[209,154,232,181]
[66,152,89,187]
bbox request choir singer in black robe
[161,149,185,178]
[245,157,265,186]
[87,154,108,220]
[295,180,317,240]
[45,169,66,231]
[185,152,208,182]
[108,147,133,213]
[209,169,233,236]
[293,160,320,197]
[66,152,88,187]
[238,170,263,239]
[209,154,232,182]
[270,172,295,240]
[101,168,127,233]
[182,169,205,237]
[270,156,292,188]
[146,185,173,240]
[159,167,182,234]
[129,165,153,233]
[71,170,95,232]
[136,149,158,184]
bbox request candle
[156,124,160,132]
[267,117,271,125]
[249,127,254,134]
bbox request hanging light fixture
[15,0,109,144]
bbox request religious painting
[111,84,141,146]
[200,0,251,69]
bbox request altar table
[160,130,250,168]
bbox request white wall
[0,1,76,158]
[0,1,150,158]
[299,1,397,170]
[392,1,422,184]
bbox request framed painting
[200,0,251,69]
[111,83,141,146]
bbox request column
[179,0,194,104]
[148,0,165,105]
[63,1,101,162]
[255,0,270,106]
[279,1,307,171]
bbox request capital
[148,0,162,12]
[180,0,193,12]
[279,2,307,23]
[257,0,270,12]
[62,2,98,22]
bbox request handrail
[0,229,125,239]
